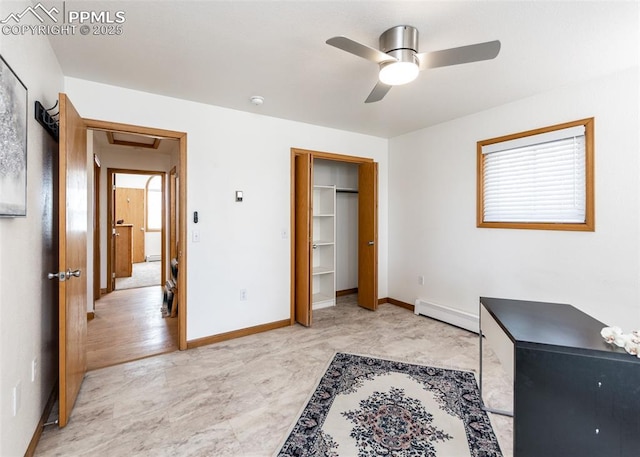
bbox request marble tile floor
[35,295,513,457]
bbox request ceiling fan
[326,25,501,103]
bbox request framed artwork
[0,54,28,217]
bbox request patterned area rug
[276,353,502,457]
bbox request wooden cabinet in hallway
[114,224,133,277]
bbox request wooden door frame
[93,154,101,304]
[107,169,166,288]
[86,119,188,350]
[290,148,376,325]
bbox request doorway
[57,94,188,427]
[85,122,187,370]
[109,170,165,292]
[290,148,378,327]
[87,136,177,369]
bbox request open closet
[291,148,378,327]
[312,159,359,309]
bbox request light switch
[192,230,200,242]
[235,191,243,202]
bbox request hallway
[87,286,178,370]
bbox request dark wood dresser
[479,296,640,457]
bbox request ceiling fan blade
[417,40,501,70]
[365,81,392,103]
[327,36,396,64]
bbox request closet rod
[336,188,358,194]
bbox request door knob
[47,271,66,281]
[66,269,81,278]
[368,241,375,246]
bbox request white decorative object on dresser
[312,185,336,309]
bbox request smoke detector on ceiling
[250,96,264,106]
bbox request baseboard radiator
[146,254,161,262]
[414,299,479,333]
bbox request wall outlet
[240,289,247,301]
[31,358,37,382]
[418,275,425,286]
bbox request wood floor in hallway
[87,286,178,370]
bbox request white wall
[66,77,389,341]
[389,68,640,328]
[336,193,358,291]
[115,173,148,188]
[144,232,162,260]
[0,1,65,454]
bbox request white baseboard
[414,299,479,333]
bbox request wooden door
[294,153,312,326]
[115,225,133,277]
[110,174,116,291]
[115,187,145,262]
[358,162,378,310]
[169,168,178,260]
[58,93,88,427]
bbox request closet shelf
[313,266,334,275]
[312,293,335,308]
[312,184,336,310]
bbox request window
[477,118,594,231]
[146,175,162,231]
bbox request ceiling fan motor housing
[379,25,420,73]
[380,25,419,54]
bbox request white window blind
[481,125,586,223]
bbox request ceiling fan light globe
[379,61,419,86]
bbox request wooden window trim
[477,118,595,231]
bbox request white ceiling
[48,1,639,138]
